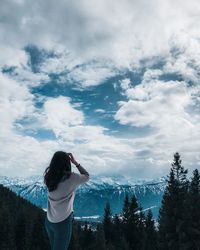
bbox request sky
[0,0,200,179]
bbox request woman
[43,151,90,250]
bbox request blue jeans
[45,212,73,250]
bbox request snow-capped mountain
[0,175,167,220]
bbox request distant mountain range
[0,175,167,221]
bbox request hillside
[0,175,167,220]
[0,184,50,249]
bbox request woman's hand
[68,153,79,166]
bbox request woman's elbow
[85,173,90,182]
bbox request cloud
[0,131,59,177]
[8,67,50,87]
[1,0,200,67]
[114,77,200,174]
[0,45,28,68]
[163,33,200,84]
[0,72,35,133]
[115,80,192,128]
[1,0,200,90]
[95,109,106,113]
[120,78,131,91]
[43,96,84,136]
[1,0,200,179]
[67,61,117,87]
[0,88,136,177]
[40,96,136,176]
[39,49,118,88]
[0,72,58,177]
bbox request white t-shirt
[47,169,89,223]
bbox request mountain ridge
[0,174,167,220]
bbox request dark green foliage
[137,206,146,249]
[158,152,192,250]
[15,211,27,249]
[0,183,84,250]
[30,213,49,250]
[122,193,130,224]
[0,203,16,250]
[103,201,113,244]
[0,184,50,250]
[127,195,141,248]
[119,192,147,249]
[112,214,122,248]
[69,221,82,250]
[81,222,95,249]
[94,224,106,250]
[184,169,200,249]
[144,209,158,250]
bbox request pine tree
[0,204,16,250]
[112,214,123,250]
[103,201,113,244]
[95,224,106,250]
[128,195,141,250]
[0,184,51,250]
[158,152,189,250]
[122,193,130,244]
[15,210,27,250]
[122,193,130,224]
[138,205,146,249]
[119,236,130,250]
[86,225,95,249]
[144,209,157,250]
[121,193,145,249]
[113,214,121,237]
[30,213,47,250]
[184,169,200,249]
[69,222,82,250]
[80,222,95,249]
[106,241,115,250]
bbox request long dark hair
[43,151,71,192]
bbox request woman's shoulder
[62,171,77,181]
[61,171,74,182]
